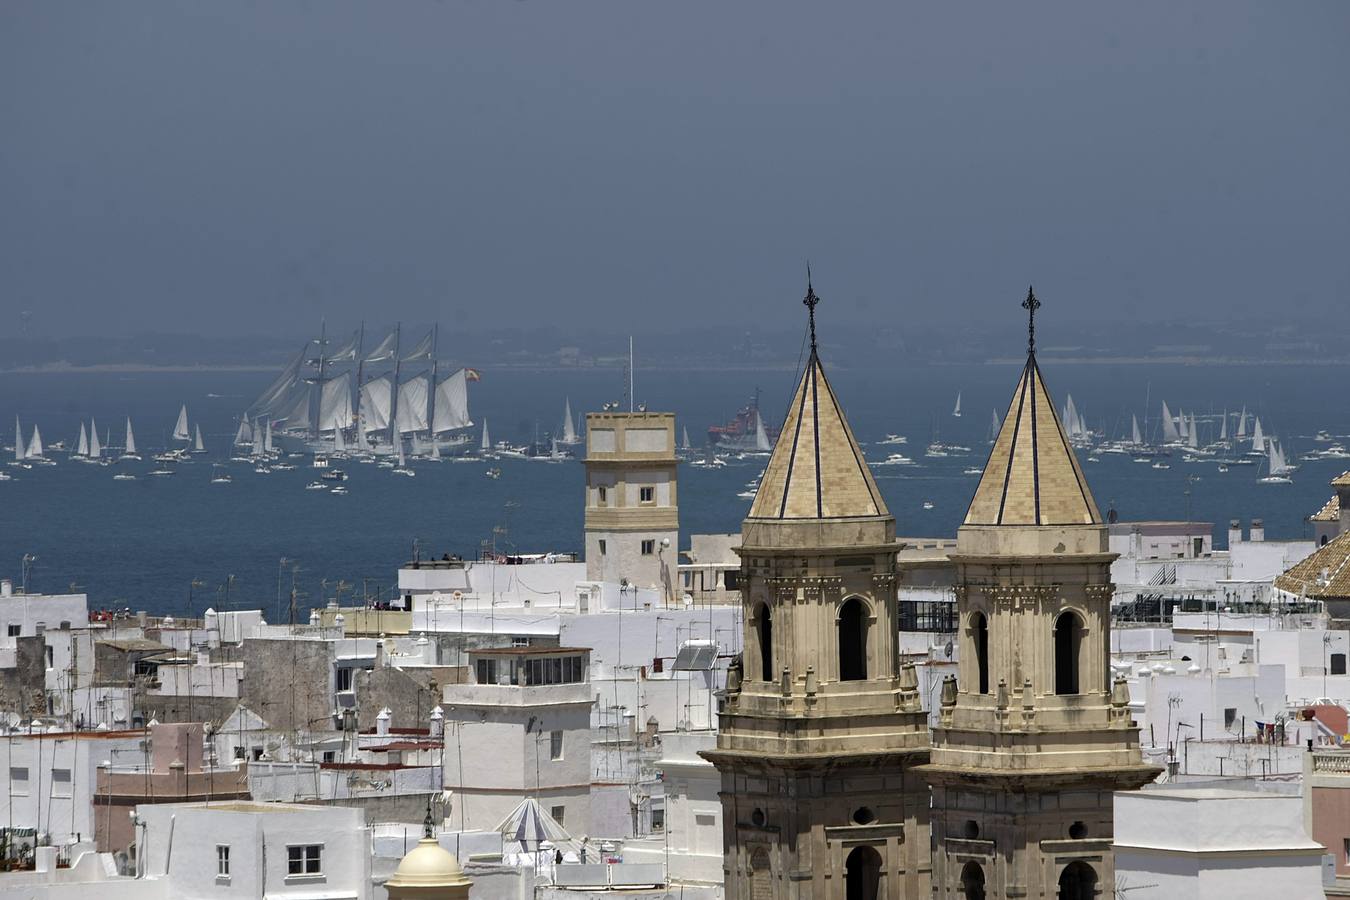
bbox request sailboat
[988,410,1001,445]
[233,417,252,448]
[1248,418,1267,456]
[121,417,141,461]
[1186,414,1199,451]
[558,398,581,445]
[172,405,190,442]
[27,425,54,465]
[75,422,90,459]
[210,463,233,484]
[1131,414,1143,446]
[1218,410,1229,444]
[263,419,274,455]
[1160,401,1181,445]
[89,419,103,462]
[192,425,206,454]
[479,419,493,458]
[1258,440,1293,484]
[952,393,962,418]
[11,416,26,466]
[681,426,692,453]
[392,438,415,477]
[1235,407,1248,439]
[751,409,771,454]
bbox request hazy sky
[2,2,1347,338]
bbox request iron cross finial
[804,264,819,354]
[1022,285,1041,356]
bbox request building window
[1332,653,1347,676]
[725,569,740,591]
[287,844,322,876]
[598,485,608,506]
[640,486,654,504]
[598,539,607,556]
[756,603,773,682]
[217,845,230,878]
[972,612,989,694]
[335,667,353,692]
[551,805,566,826]
[6,624,19,637]
[651,807,665,832]
[10,767,29,795]
[512,636,530,647]
[51,768,72,798]
[1058,861,1097,899]
[641,539,655,555]
[233,746,246,760]
[322,751,335,763]
[476,658,500,685]
[550,730,564,760]
[1054,611,1082,695]
[838,597,869,682]
[844,845,882,900]
[960,862,985,900]
[1224,707,1237,729]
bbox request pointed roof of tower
[964,288,1101,527]
[748,277,888,521]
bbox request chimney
[429,706,444,738]
[1250,518,1265,542]
[376,707,391,736]
[1228,519,1242,547]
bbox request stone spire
[965,289,1099,527]
[747,278,887,522]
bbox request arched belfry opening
[960,861,986,900]
[756,603,773,682]
[1054,610,1082,695]
[844,845,881,900]
[1057,861,1097,900]
[838,597,869,681]
[972,611,989,694]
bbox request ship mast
[426,323,439,448]
[389,323,402,453]
[353,321,365,444]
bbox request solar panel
[673,641,717,671]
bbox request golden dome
[386,837,471,889]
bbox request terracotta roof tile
[1274,531,1350,599]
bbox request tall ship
[707,390,777,453]
[243,323,479,456]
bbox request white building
[1114,782,1326,899]
[0,582,89,637]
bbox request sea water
[1,362,1345,617]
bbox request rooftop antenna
[628,336,635,413]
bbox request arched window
[960,861,986,900]
[844,845,882,900]
[1054,611,1082,695]
[756,604,773,682]
[1058,861,1097,900]
[839,597,869,681]
[972,612,989,694]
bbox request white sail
[173,405,190,441]
[76,423,89,457]
[753,409,771,452]
[333,424,347,453]
[560,398,579,443]
[233,418,251,446]
[264,419,274,454]
[14,416,24,461]
[1251,417,1265,453]
[1063,395,1078,436]
[952,393,962,417]
[89,419,102,457]
[1131,414,1142,445]
[275,389,311,433]
[1268,440,1289,475]
[1160,402,1179,443]
[27,425,43,459]
[194,424,205,452]
[1219,410,1228,441]
[481,419,491,452]
[396,437,407,467]
[125,417,138,455]
[989,410,1000,442]
[1187,414,1199,449]
[432,370,471,433]
[1236,406,1247,438]
[356,420,370,450]
[1177,410,1189,440]
[681,426,691,451]
[318,373,353,433]
[251,421,264,458]
[360,376,393,433]
[395,374,430,434]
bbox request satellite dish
[944,641,954,659]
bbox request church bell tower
[703,277,932,900]
[922,289,1160,900]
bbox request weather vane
[804,264,819,353]
[1022,285,1041,356]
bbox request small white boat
[1217,465,1229,473]
[0,472,13,482]
[736,490,756,499]
[875,453,915,466]
[148,468,174,477]
[254,465,272,474]
[1151,462,1170,470]
[485,467,502,480]
[330,485,349,495]
[392,467,416,477]
[952,393,962,418]
[922,500,935,510]
[878,434,907,446]
[113,472,136,481]
[305,481,327,491]
[210,465,232,484]
[1258,474,1293,484]
[963,466,983,475]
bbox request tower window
[1057,861,1097,900]
[639,486,654,503]
[960,862,985,900]
[838,597,869,682]
[1054,611,1082,695]
[1068,821,1087,840]
[851,807,876,826]
[844,845,882,900]
[972,612,989,694]
[962,820,980,839]
[756,604,773,682]
[641,539,655,555]
[598,485,607,505]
